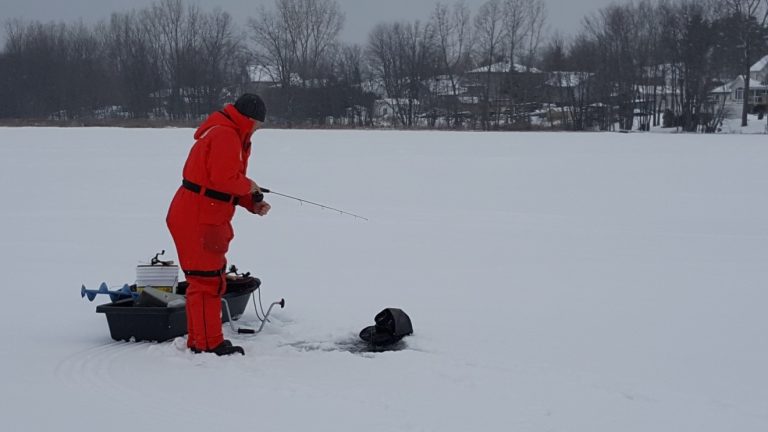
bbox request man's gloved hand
[252,201,271,217]
[249,180,261,194]
[247,180,269,216]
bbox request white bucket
[136,264,179,293]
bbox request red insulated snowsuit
[166,104,260,351]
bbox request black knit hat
[234,93,267,122]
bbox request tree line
[541,0,768,132]
[1,0,767,132]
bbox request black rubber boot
[191,340,244,356]
[211,341,245,356]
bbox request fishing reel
[150,250,175,266]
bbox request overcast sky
[0,0,624,43]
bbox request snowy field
[0,127,766,432]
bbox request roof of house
[710,84,730,94]
[374,98,421,106]
[746,79,768,89]
[751,55,768,73]
[247,65,301,86]
[545,71,592,87]
[468,62,542,74]
[710,77,768,93]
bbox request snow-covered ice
[0,127,766,431]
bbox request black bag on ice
[359,308,413,346]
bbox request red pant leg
[185,274,226,350]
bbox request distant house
[246,65,302,90]
[750,54,768,82]
[543,71,593,105]
[427,75,468,97]
[466,62,543,75]
[633,85,679,117]
[361,79,387,97]
[708,55,768,118]
[372,98,420,127]
[710,77,768,117]
[462,62,546,106]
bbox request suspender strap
[182,179,240,206]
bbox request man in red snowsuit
[167,94,270,356]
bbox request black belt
[182,179,240,206]
[184,268,225,278]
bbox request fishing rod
[258,187,369,221]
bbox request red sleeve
[206,128,252,196]
[237,192,258,214]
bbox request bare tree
[585,3,644,130]
[249,0,344,124]
[249,3,294,90]
[658,0,721,131]
[196,8,244,114]
[723,0,768,126]
[367,22,404,104]
[518,0,547,126]
[540,33,568,127]
[631,0,662,130]
[104,11,162,118]
[502,0,527,67]
[0,1,251,123]
[566,35,600,130]
[141,0,202,119]
[404,21,437,126]
[367,20,436,127]
[63,21,111,116]
[337,44,365,86]
[250,0,343,84]
[474,0,507,129]
[1,20,95,119]
[522,0,547,70]
[284,0,344,84]
[2,21,63,117]
[335,43,374,126]
[431,1,473,127]
[367,22,404,126]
